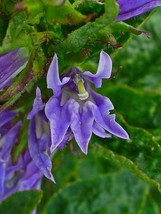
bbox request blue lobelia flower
[0,48,29,90]
[45,51,129,155]
[0,150,42,202]
[0,111,42,202]
[0,112,21,195]
[116,0,161,21]
[27,87,55,183]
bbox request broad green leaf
[102,85,161,130]
[140,187,161,214]
[43,169,148,214]
[0,190,42,214]
[113,7,161,91]
[23,0,44,24]
[54,0,119,65]
[38,148,120,212]
[90,121,161,191]
[73,0,104,15]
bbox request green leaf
[43,169,148,214]
[140,187,161,214]
[23,0,44,25]
[0,190,42,214]
[102,85,161,130]
[72,0,104,16]
[90,118,161,191]
[54,0,119,66]
[112,7,161,91]
[45,0,86,25]
[37,147,120,212]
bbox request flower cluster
[0,48,129,203]
[0,111,42,202]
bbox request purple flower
[14,151,42,192]
[0,116,21,194]
[116,0,161,21]
[45,51,129,155]
[0,48,29,90]
[0,111,42,202]
[0,150,42,202]
[27,87,55,183]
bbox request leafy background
[0,0,161,213]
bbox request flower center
[74,74,89,100]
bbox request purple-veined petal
[0,48,29,90]
[17,154,42,191]
[0,149,42,202]
[57,129,73,149]
[103,114,129,139]
[0,121,21,160]
[90,104,129,139]
[71,101,94,154]
[0,80,12,90]
[28,117,55,182]
[90,89,114,114]
[0,161,6,194]
[27,87,45,119]
[93,122,111,138]
[18,173,41,191]
[83,51,112,88]
[116,0,161,21]
[45,96,73,152]
[23,155,40,178]
[37,134,55,182]
[23,150,31,166]
[0,111,16,129]
[47,54,70,95]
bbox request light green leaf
[54,0,119,65]
[45,0,86,24]
[89,109,161,191]
[44,169,148,214]
[113,7,161,91]
[0,190,42,214]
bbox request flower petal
[104,114,129,139]
[39,134,55,182]
[45,97,73,152]
[0,111,16,129]
[90,89,114,114]
[27,87,45,119]
[18,172,41,191]
[28,117,55,182]
[71,101,94,154]
[93,122,111,138]
[0,48,29,90]
[116,0,161,21]
[57,129,73,149]
[83,51,112,88]
[90,90,129,139]
[0,121,21,160]
[47,54,70,95]
[90,104,129,139]
[0,161,6,194]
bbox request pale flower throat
[73,74,89,101]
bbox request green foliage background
[0,0,161,213]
